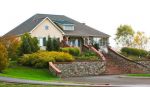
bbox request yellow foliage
[19,51,74,68]
[0,42,9,72]
[133,31,149,49]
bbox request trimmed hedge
[60,47,80,56]
[121,47,148,57]
[19,51,74,68]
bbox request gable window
[44,25,49,30]
[63,25,74,30]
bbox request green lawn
[127,74,150,77]
[0,61,58,81]
[0,81,81,87]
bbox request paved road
[63,75,150,86]
[0,76,109,87]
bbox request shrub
[46,37,60,51]
[75,50,99,61]
[46,36,53,51]
[93,43,100,50]
[76,56,99,61]
[0,42,9,72]
[19,51,74,68]
[60,47,80,56]
[53,38,60,51]
[83,50,97,57]
[19,33,39,55]
[0,36,20,60]
[121,47,148,57]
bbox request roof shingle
[4,14,110,37]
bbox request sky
[0,0,150,47]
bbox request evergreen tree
[32,37,39,52]
[46,36,53,51]
[20,35,31,54]
[53,38,60,51]
[19,33,39,55]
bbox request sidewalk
[0,76,110,87]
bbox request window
[38,37,46,46]
[63,25,74,30]
[39,37,43,46]
[43,37,46,46]
[44,25,49,30]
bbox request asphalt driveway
[63,75,150,86]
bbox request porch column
[83,37,85,45]
[75,39,78,47]
[66,36,69,45]
[87,37,90,45]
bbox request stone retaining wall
[137,61,150,68]
[54,61,106,78]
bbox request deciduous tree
[133,31,149,49]
[115,25,135,47]
[0,36,20,60]
[0,42,9,72]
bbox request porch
[62,36,109,50]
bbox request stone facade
[54,61,106,78]
[137,61,150,69]
[108,47,150,74]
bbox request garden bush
[19,33,39,55]
[60,47,80,56]
[46,36,60,51]
[0,42,9,72]
[19,51,74,68]
[93,43,100,50]
[75,50,99,61]
[121,47,148,57]
[83,50,97,57]
[0,36,20,60]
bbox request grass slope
[0,82,80,87]
[0,62,58,81]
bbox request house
[5,14,110,50]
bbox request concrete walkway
[0,76,110,87]
[63,75,150,86]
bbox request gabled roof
[4,14,110,37]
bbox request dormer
[62,24,74,30]
[54,20,74,31]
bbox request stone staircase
[83,45,150,74]
[104,47,149,74]
[104,54,124,74]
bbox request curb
[0,76,110,87]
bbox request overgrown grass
[0,61,58,81]
[120,52,149,61]
[127,74,150,77]
[0,81,81,87]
